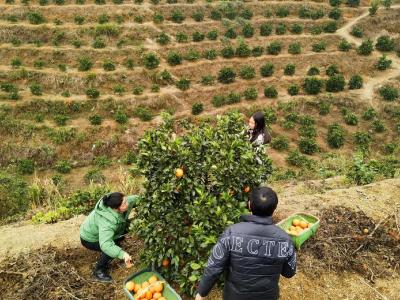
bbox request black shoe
[92,268,112,282]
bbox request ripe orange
[142,281,150,289]
[126,281,135,292]
[148,275,158,284]
[153,292,162,299]
[134,283,141,293]
[175,168,184,178]
[363,228,369,234]
[289,225,296,231]
[145,291,153,299]
[153,282,163,293]
[243,186,250,193]
[159,297,166,300]
[292,219,300,226]
[300,221,308,229]
[162,259,170,268]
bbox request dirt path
[336,5,400,104]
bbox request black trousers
[80,237,124,270]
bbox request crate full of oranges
[123,270,182,300]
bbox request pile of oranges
[126,275,166,300]
[286,218,311,236]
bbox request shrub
[326,74,346,92]
[327,123,345,148]
[114,110,128,124]
[264,86,278,98]
[212,95,226,107]
[290,24,303,34]
[94,0,105,4]
[27,11,45,24]
[207,30,218,41]
[303,77,323,95]
[353,132,372,151]
[357,39,374,55]
[326,64,340,76]
[243,87,258,100]
[171,9,185,23]
[89,114,102,125]
[143,53,160,69]
[260,63,274,77]
[284,64,296,76]
[103,60,115,71]
[312,41,327,52]
[218,67,236,84]
[378,85,399,101]
[299,138,318,155]
[242,23,254,38]
[185,49,200,62]
[310,25,323,35]
[54,114,69,126]
[275,23,287,35]
[376,55,392,70]
[92,37,106,49]
[176,78,191,91]
[239,66,256,80]
[287,84,299,96]
[362,107,377,121]
[260,23,273,36]
[203,49,217,60]
[346,155,375,185]
[133,113,272,294]
[344,112,358,125]
[240,8,253,19]
[330,0,341,6]
[286,150,313,168]
[271,136,289,151]
[133,106,153,122]
[192,31,205,42]
[347,0,360,7]
[167,51,182,66]
[323,21,337,33]
[375,35,395,52]
[226,92,241,104]
[348,74,363,89]
[276,6,290,18]
[176,32,188,43]
[55,160,72,174]
[264,107,278,124]
[0,172,30,219]
[151,84,160,93]
[252,46,264,57]
[132,85,144,95]
[192,103,203,115]
[17,159,35,175]
[224,28,237,39]
[369,0,380,16]
[351,26,363,38]
[11,58,22,68]
[86,88,100,99]
[153,13,164,24]
[210,9,222,21]
[97,14,109,24]
[77,57,92,71]
[372,119,385,132]
[30,83,42,96]
[383,143,396,155]
[338,39,352,51]
[200,75,215,85]
[307,67,320,76]
[329,8,342,20]
[221,46,235,58]
[267,42,282,55]
[319,101,331,115]
[311,10,325,20]
[235,41,251,57]
[84,169,105,184]
[192,10,204,22]
[288,42,301,54]
[156,33,170,45]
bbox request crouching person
[195,186,296,300]
[80,192,140,282]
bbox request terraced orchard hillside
[0,0,400,223]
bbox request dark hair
[249,186,278,217]
[250,111,271,144]
[103,192,124,209]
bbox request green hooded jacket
[80,195,140,259]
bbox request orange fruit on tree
[175,168,184,178]
[162,259,170,268]
[153,292,162,299]
[243,186,250,193]
[153,282,163,293]
[292,219,300,226]
[300,221,308,229]
[126,281,135,292]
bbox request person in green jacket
[80,192,139,282]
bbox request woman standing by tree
[247,111,271,146]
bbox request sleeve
[281,241,296,278]
[197,230,231,297]
[99,223,125,259]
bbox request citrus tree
[132,112,272,294]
